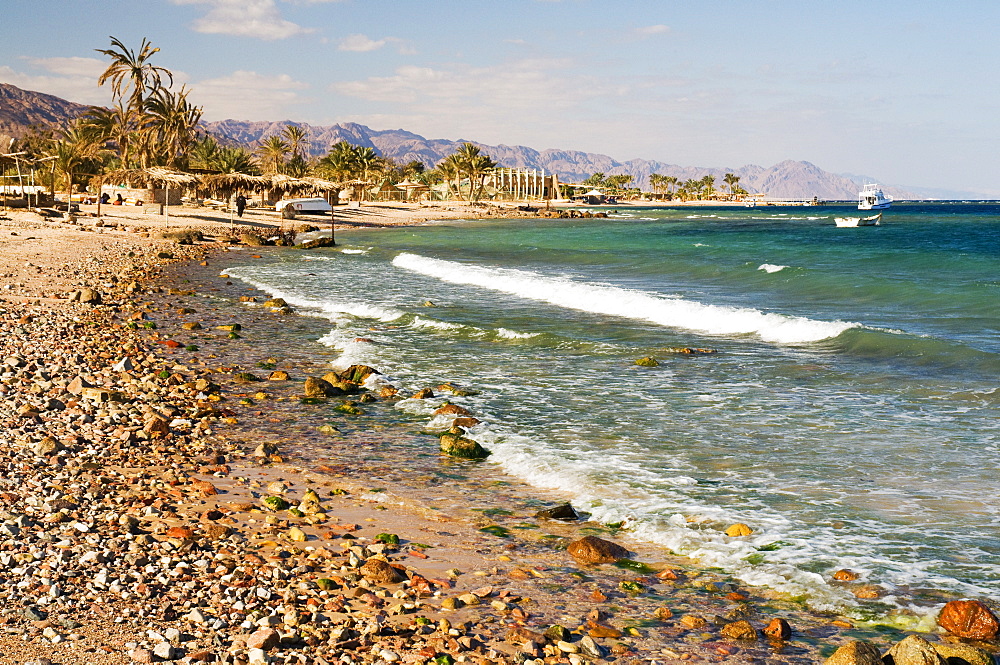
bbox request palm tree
[142,85,203,169]
[213,146,259,174]
[649,173,664,196]
[317,142,359,182]
[51,121,105,204]
[442,143,497,202]
[723,173,740,200]
[256,136,290,175]
[583,172,606,187]
[96,37,173,113]
[701,174,716,199]
[282,125,309,160]
[81,102,135,168]
[189,135,220,170]
[664,175,679,199]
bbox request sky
[2,0,998,195]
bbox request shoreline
[0,207,995,664]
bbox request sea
[224,202,1000,624]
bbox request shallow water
[224,203,1000,620]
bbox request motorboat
[858,184,892,210]
[275,197,332,214]
[835,213,881,227]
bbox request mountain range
[0,82,971,200]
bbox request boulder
[635,356,659,367]
[824,641,883,665]
[763,617,792,640]
[567,536,629,564]
[360,558,406,584]
[339,364,382,384]
[721,620,758,640]
[303,376,338,398]
[937,600,1000,640]
[725,523,753,537]
[439,433,490,459]
[884,635,946,665]
[412,388,435,399]
[932,642,994,665]
[268,370,289,381]
[434,403,472,416]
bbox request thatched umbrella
[394,178,429,202]
[98,167,200,223]
[200,172,270,227]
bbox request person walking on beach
[236,193,247,218]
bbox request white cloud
[0,59,113,106]
[171,0,310,40]
[194,70,309,120]
[634,24,670,37]
[338,34,387,52]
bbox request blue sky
[2,0,997,194]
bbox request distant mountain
[0,83,91,140]
[0,82,927,199]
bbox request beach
[0,203,997,665]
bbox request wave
[758,263,789,273]
[393,253,854,344]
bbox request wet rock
[635,356,659,367]
[937,599,1000,639]
[566,536,629,564]
[338,364,381,384]
[932,641,994,665]
[852,584,884,599]
[824,641,883,665]
[268,370,289,381]
[679,615,707,629]
[439,432,490,459]
[434,403,472,416]
[535,503,580,521]
[725,523,753,537]
[360,558,407,584]
[884,635,946,665]
[304,376,340,398]
[721,620,758,640]
[763,617,792,640]
[833,569,860,581]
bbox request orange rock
[590,589,608,602]
[166,526,195,539]
[725,523,753,537]
[190,479,219,496]
[763,618,792,640]
[656,568,680,580]
[680,615,707,629]
[434,403,472,416]
[588,625,622,638]
[937,599,1000,640]
[852,584,883,599]
[566,536,629,564]
[833,569,860,581]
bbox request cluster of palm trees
[7,36,509,204]
[649,172,746,201]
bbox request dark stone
[535,503,580,521]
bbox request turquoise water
[228,203,1000,618]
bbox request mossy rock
[263,496,290,511]
[635,356,660,367]
[439,433,490,459]
[334,402,363,415]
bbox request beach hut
[98,167,201,221]
[368,180,405,202]
[395,178,430,202]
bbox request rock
[434,403,472,416]
[635,356,659,367]
[566,536,629,564]
[338,364,381,384]
[360,558,406,584]
[824,641,883,665]
[763,617,792,640]
[932,642,994,665]
[152,642,175,660]
[144,416,170,438]
[268,370,289,381]
[937,599,1000,639]
[412,388,435,399]
[721,620,758,640]
[725,523,753,537]
[852,584,884,599]
[833,569,860,581]
[77,288,102,304]
[288,526,307,542]
[129,648,154,664]
[246,627,280,651]
[34,436,62,456]
[304,376,340,398]
[679,615,707,629]
[577,635,606,658]
[181,321,202,330]
[535,503,580,521]
[439,433,490,459]
[884,635,946,665]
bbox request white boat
[275,197,332,214]
[858,184,892,210]
[835,213,881,227]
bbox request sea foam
[393,253,853,344]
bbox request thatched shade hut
[99,167,200,205]
[200,172,270,199]
[395,178,430,202]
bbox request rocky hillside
[0,82,920,199]
[0,83,91,140]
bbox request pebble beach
[0,204,997,665]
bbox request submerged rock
[567,536,629,564]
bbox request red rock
[166,526,195,539]
[937,600,1000,639]
[566,536,629,564]
[433,403,472,416]
[246,628,280,651]
[763,618,792,640]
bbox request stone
[152,642,175,660]
[268,370,289,381]
[721,620,758,640]
[34,436,62,456]
[535,503,580,521]
[181,322,202,330]
[725,523,753,537]
[679,615,707,629]
[434,403,472,416]
[823,641,883,665]
[360,558,406,584]
[635,356,659,367]
[439,433,490,459]
[833,569,860,581]
[884,635,946,665]
[852,584,884,599]
[246,627,280,651]
[937,599,1000,639]
[144,416,170,438]
[411,388,435,399]
[566,536,629,564]
[763,617,792,640]
[304,376,340,398]
[339,364,381,384]
[130,648,154,664]
[932,642,994,665]
[77,288,102,304]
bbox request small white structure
[275,197,333,214]
[835,213,882,227]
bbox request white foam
[393,253,854,344]
[496,328,538,339]
[758,264,789,273]
[411,316,463,331]
[340,248,368,255]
